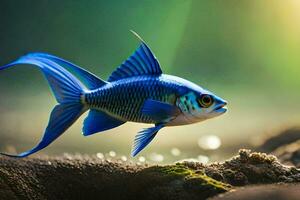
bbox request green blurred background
[0,0,300,163]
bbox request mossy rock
[182,149,300,186]
[0,149,299,200]
[0,156,230,200]
[136,164,231,199]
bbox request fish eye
[198,94,214,108]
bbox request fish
[0,31,227,158]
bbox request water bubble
[109,151,116,157]
[96,152,104,159]
[197,155,209,164]
[121,156,127,162]
[171,148,181,156]
[149,153,164,162]
[198,135,221,150]
[138,156,146,162]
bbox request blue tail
[0,53,105,157]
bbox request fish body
[0,31,227,157]
[85,74,225,126]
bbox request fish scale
[84,75,178,124]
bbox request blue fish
[0,31,227,157]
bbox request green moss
[158,163,193,177]
[158,163,231,192]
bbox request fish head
[176,89,227,123]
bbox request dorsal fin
[107,31,162,82]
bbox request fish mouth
[214,103,227,113]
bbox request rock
[210,184,300,200]
[272,140,300,167]
[181,149,300,186]
[258,127,300,153]
[0,156,230,200]
[256,127,300,168]
[0,149,299,200]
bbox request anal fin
[82,109,125,136]
[131,124,164,156]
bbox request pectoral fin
[141,99,180,122]
[131,124,164,157]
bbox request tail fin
[0,54,102,157]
